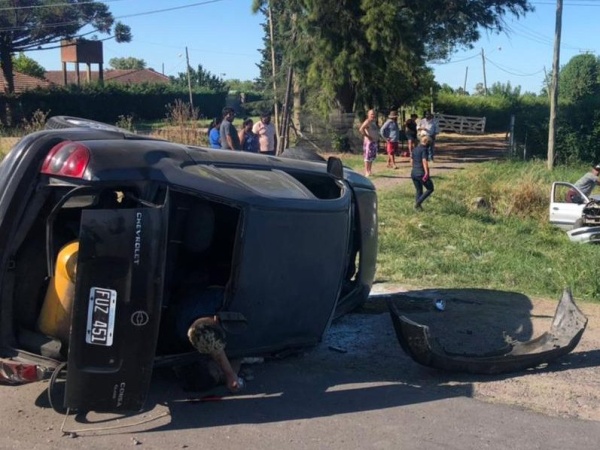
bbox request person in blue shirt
[208,116,222,149]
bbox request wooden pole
[481,48,488,95]
[185,46,194,111]
[268,2,281,145]
[547,0,563,170]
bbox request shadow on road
[34,287,597,431]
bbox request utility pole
[548,0,563,170]
[185,46,194,111]
[481,48,488,95]
[463,66,469,94]
[268,1,281,146]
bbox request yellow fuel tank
[37,240,79,344]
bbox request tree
[474,82,487,96]
[0,1,131,94]
[12,53,45,79]
[253,0,533,114]
[226,79,259,92]
[170,64,227,92]
[109,57,146,70]
[488,81,521,99]
[558,53,600,104]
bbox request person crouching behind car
[411,135,434,211]
[567,164,600,203]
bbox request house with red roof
[0,71,50,93]
[43,68,171,86]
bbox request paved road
[1,300,599,450]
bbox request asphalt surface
[1,290,599,449]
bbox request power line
[0,0,128,12]
[429,52,481,65]
[0,0,225,33]
[484,56,545,77]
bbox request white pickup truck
[549,182,600,243]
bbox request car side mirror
[327,156,344,180]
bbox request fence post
[508,115,515,155]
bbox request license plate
[86,287,117,346]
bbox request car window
[222,168,316,199]
[185,165,317,200]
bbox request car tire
[574,218,584,229]
[280,147,326,162]
[45,116,131,134]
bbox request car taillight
[41,141,90,178]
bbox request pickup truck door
[549,182,587,230]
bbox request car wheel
[280,147,326,162]
[45,115,131,134]
[574,218,584,229]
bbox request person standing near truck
[220,107,240,150]
[574,164,600,197]
[252,112,277,156]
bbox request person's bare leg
[187,316,242,392]
[211,349,242,392]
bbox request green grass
[370,159,600,303]
[0,137,19,159]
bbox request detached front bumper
[567,226,600,243]
[387,288,587,374]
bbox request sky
[25,0,600,95]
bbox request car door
[65,205,168,412]
[549,182,588,230]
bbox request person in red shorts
[380,110,400,169]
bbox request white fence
[436,113,486,134]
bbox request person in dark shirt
[404,113,418,156]
[219,107,241,150]
[238,118,259,152]
[411,135,435,210]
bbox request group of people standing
[208,108,277,155]
[359,108,438,210]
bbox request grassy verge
[0,137,19,159]
[365,158,599,302]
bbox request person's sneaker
[414,204,423,211]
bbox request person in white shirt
[252,112,277,155]
[417,111,439,161]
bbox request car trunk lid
[65,205,167,411]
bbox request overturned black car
[0,117,377,412]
